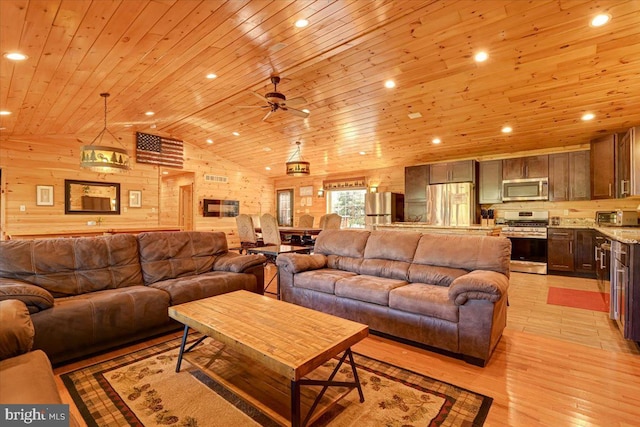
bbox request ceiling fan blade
[284,106,309,118]
[251,91,267,101]
[262,110,273,121]
[236,105,269,109]
[284,96,307,106]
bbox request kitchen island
[374,222,502,236]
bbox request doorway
[179,184,193,231]
[276,189,293,226]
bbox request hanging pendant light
[80,93,130,173]
[285,141,310,176]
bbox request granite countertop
[547,222,640,244]
[378,222,500,231]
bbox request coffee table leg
[175,325,190,373]
[291,380,301,427]
[346,348,365,403]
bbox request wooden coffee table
[168,291,369,427]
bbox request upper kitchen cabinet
[590,134,616,199]
[549,151,590,201]
[429,160,475,184]
[479,160,502,204]
[616,127,640,197]
[502,155,549,180]
[404,165,429,200]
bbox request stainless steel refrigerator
[426,183,475,226]
[365,192,404,228]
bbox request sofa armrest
[276,253,327,274]
[0,279,54,313]
[448,270,509,305]
[0,299,35,360]
[212,252,267,273]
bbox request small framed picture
[36,185,54,206]
[129,190,142,208]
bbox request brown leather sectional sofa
[0,231,266,365]
[276,229,511,365]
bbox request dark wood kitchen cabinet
[616,129,632,198]
[502,155,548,180]
[429,160,475,184]
[590,134,616,199]
[548,228,596,277]
[404,165,428,222]
[575,229,596,274]
[549,151,590,201]
[548,228,575,272]
[479,160,502,204]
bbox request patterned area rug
[61,335,492,426]
[547,287,609,312]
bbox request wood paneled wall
[0,133,274,244]
[273,166,404,227]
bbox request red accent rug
[547,287,609,312]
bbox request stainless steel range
[499,211,549,274]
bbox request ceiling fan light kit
[80,93,131,173]
[286,141,310,176]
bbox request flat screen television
[202,199,239,217]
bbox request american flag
[136,132,183,168]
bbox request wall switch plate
[563,209,569,215]
[19,205,26,212]
[87,221,96,226]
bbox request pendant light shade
[285,141,310,176]
[80,93,130,173]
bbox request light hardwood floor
[54,271,640,426]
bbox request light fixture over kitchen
[80,93,130,173]
[285,141,310,176]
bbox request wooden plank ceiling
[1,0,640,177]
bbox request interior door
[179,184,193,231]
[276,189,294,226]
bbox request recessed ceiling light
[232,131,240,136]
[408,112,422,119]
[206,73,217,79]
[474,51,488,62]
[302,109,310,114]
[123,124,133,128]
[384,80,396,89]
[501,126,513,133]
[582,113,595,121]
[265,166,271,171]
[359,151,366,155]
[295,19,309,28]
[145,111,155,116]
[162,171,169,175]
[263,147,272,152]
[206,139,213,144]
[432,138,441,144]
[591,14,611,27]
[0,111,11,116]
[4,52,28,61]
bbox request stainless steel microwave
[502,178,549,202]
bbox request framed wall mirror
[65,179,121,214]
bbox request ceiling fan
[239,75,309,121]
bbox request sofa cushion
[363,231,421,262]
[148,271,257,305]
[138,231,229,284]
[0,234,143,297]
[31,286,170,362]
[389,283,458,322]
[0,282,54,313]
[0,350,63,404]
[294,269,357,294]
[335,275,407,306]
[314,230,370,258]
[359,259,411,281]
[0,299,34,360]
[413,234,512,276]
[407,264,468,287]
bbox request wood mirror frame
[64,179,121,215]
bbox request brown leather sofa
[0,231,266,365]
[276,230,511,365]
[0,299,80,426]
